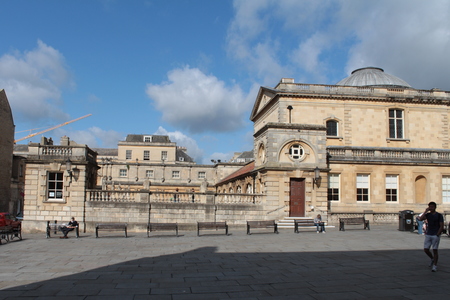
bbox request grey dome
[336,67,411,88]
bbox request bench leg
[274,224,279,234]
[247,225,251,235]
[96,228,99,238]
[339,223,345,231]
[125,228,127,238]
[225,225,229,236]
[147,226,150,238]
[175,226,179,237]
[76,227,79,238]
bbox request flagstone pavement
[0,224,449,299]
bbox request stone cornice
[254,122,326,138]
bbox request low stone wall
[84,201,266,232]
[329,212,399,225]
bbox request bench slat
[96,223,128,238]
[246,220,278,235]
[46,221,79,238]
[339,217,370,231]
[147,223,179,237]
[197,222,228,236]
[294,219,318,233]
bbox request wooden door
[290,178,305,217]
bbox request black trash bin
[399,210,414,231]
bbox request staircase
[277,217,314,229]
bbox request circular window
[289,144,305,160]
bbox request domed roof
[336,67,411,88]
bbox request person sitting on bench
[314,214,326,233]
[60,217,78,239]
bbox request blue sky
[2,0,450,164]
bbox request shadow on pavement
[2,246,450,299]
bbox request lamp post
[65,158,73,183]
[313,166,321,187]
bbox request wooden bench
[95,223,127,238]
[0,226,12,244]
[197,222,228,236]
[246,220,278,235]
[147,223,179,237]
[339,217,370,231]
[46,221,79,238]
[294,219,318,233]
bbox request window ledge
[44,200,66,203]
[327,136,343,140]
[386,138,410,143]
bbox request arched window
[229,187,234,193]
[326,120,338,136]
[237,186,242,193]
[246,183,252,194]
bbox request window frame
[47,172,64,202]
[143,136,152,142]
[328,174,340,201]
[442,176,450,203]
[356,174,370,202]
[172,170,180,179]
[146,170,154,178]
[386,174,398,202]
[126,150,132,160]
[389,108,404,139]
[161,151,168,161]
[119,169,127,177]
[143,150,150,161]
[288,144,305,161]
[326,120,338,137]
[198,171,206,179]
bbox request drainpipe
[287,105,293,123]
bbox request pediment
[250,87,279,121]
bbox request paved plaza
[1,225,449,299]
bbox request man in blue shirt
[418,202,444,272]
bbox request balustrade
[41,146,72,156]
[328,147,450,163]
[88,190,137,202]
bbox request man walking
[418,202,444,272]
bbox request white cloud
[337,0,450,90]
[146,66,250,134]
[54,127,123,148]
[154,126,204,163]
[228,0,450,90]
[0,40,74,124]
[206,152,234,165]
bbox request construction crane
[14,114,92,143]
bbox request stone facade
[215,69,450,223]
[22,137,99,231]
[0,90,14,212]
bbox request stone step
[276,217,335,229]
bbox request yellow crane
[14,114,92,143]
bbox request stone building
[0,90,15,212]
[19,134,247,232]
[216,67,450,223]
[22,136,99,231]
[19,67,450,232]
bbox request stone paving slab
[0,225,449,299]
